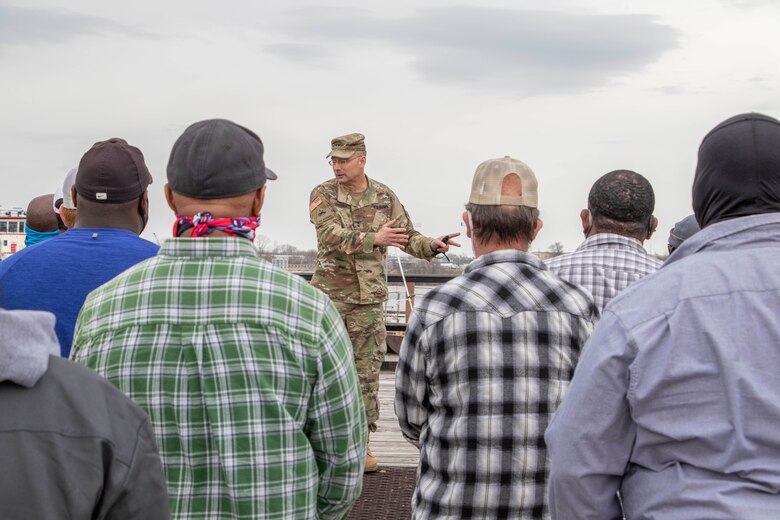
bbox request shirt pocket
[333,203,354,230]
[369,204,391,231]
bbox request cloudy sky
[1,0,778,255]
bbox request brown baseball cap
[76,138,153,203]
[327,133,366,159]
[468,156,538,208]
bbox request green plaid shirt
[71,237,366,519]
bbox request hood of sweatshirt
[0,308,60,387]
[693,112,780,228]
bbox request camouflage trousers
[332,301,387,430]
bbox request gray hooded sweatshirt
[0,308,170,519]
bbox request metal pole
[394,247,414,307]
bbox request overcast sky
[2,0,778,255]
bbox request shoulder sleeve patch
[309,197,323,213]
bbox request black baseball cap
[167,119,277,199]
[76,138,153,203]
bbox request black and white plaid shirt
[545,233,662,312]
[395,249,597,519]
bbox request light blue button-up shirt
[545,213,780,519]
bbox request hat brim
[265,167,278,181]
[327,149,359,159]
[52,187,63,214]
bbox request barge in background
[0,208,27,260]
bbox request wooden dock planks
[371,371,420,468]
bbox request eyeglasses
[328,155,362,166]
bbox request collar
[63,228,140,238]
[158,237,258,259]
[336,175,377,208]
[665,213,780,267]
[577,233,647,254]
[464,248,545,274]
[23,224,59,246]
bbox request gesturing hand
[374,218,410,248]
[431,232,461,254]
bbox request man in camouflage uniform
[309,133,459,472]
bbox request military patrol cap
[167,118,277,199]
[327,133,367,159]
[468,156,538,208]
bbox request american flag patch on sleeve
[309,197,323,212]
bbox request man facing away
[24,193,60,246]
[395,156,597,519]
[545,170,662,311]
[0,138,159,355]
[53,167,79,230]
[545,113,780,519]
[0,305,169,519]
[309,132,459,472]
[72,119,366,519]
[667,213,700,255]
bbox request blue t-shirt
[0,228,158,356]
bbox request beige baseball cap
[468,156,538,208]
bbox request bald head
[26,194,59,232]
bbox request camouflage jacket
[309,176,434,304]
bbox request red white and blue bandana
[174,211,260,240]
